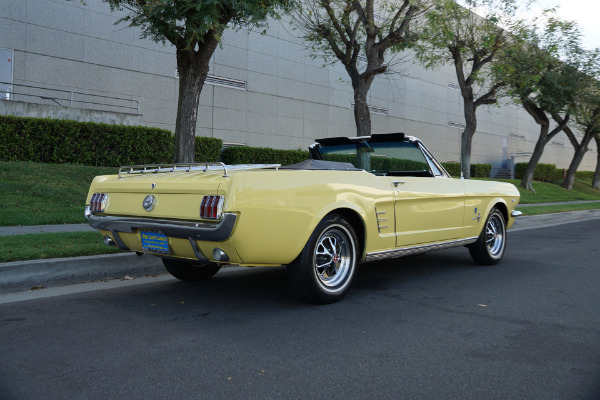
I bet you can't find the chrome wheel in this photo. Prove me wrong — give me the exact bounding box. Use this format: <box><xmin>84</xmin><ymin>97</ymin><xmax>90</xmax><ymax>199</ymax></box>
<box><xmin>314</xmin><ymin>226</ymin><xmax>354</xmax><ymax>292</ymax></box>
<box><xmin>485</xmin><ymin>213</ymin><xmax>505</xmax><ymax>258</ymax></box>
<box><xmin>288</xmin><ymin>215</ymin><xmax>359</xmax><ymax>304</ymax></box>
<box><xmin>469</xmin><ymin>208</ymin><xmax>506</xmax><ymax>265</ymax></box>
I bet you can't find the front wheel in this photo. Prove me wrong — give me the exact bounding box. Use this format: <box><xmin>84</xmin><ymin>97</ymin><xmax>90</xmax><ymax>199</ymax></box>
<box><xmin>287</xmin><ymin>215</ymin><xmax>359</xmax><ymax>304</ymax></box>
<box><xmin>162</xmin><ymin>258</ymin><xmax>221</xmax><ymax>281</ymax></box>
<box><xmin>468</xmin><ymin>208</ymin><xmax>506</xmax><ymax>265</ymax></box>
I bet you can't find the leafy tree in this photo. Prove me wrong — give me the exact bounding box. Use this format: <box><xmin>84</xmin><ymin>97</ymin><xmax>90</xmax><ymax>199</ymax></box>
<box><xmin>558</xmin><ymin>49</ymin><xmax>600</xmax><ymax>190</ymax></box>
<box><xmin>103</xmin><ymin>0</ymin><xmax>293</xmax><ymax>163</ymax></box>
<box><xmin>495</xmin><ymin>13</ymin><xmax>583</xmax><ymax>191</ymax></box>
<box><xmin>415</xmin><ymin>0</ymin><xmax>526</xmax><ymax>178</ymax></box>
<box><xmin>294</xmin><ymin>0</ymin><xmax>422</xmax><ymax>139</ymax></box>
<box><xmin>593</xmin><ymin>134</ymin><xmax>600</xmax><ymax>190</ymax></box>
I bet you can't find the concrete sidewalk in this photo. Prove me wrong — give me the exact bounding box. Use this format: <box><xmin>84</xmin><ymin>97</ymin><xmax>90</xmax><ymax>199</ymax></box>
<box><xmin>1</xmin><ymin>208</ymin><xmax>600</xmax><ymax>294</ymax></box>
<box><xmin>0</xmin><ymin>223</ymin><xmax>94</xmax><ymax>236</ymax></box>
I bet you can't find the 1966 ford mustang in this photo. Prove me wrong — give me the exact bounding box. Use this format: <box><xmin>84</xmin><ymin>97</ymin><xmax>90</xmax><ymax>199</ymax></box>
<box><xmin>85</xmin><ymin>133</ymin><xmax>521</xmax><ymax>303</ymax></box>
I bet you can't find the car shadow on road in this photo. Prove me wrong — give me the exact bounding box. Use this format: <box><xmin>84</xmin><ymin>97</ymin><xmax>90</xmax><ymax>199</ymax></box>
<box><xmin>74</xmin><ymin>246</ymin><xmax>483</xmax><ymax>315</ymax></box>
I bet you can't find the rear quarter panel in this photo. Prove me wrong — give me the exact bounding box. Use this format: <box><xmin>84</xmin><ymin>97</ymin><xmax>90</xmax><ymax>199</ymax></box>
<box><xmin>229</xmin><ymin>170</ymin><xmax>396</xmax><ymax>265</ymax></box>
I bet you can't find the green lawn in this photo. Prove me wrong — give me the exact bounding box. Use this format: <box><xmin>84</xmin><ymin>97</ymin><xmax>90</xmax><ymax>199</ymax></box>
<box><xmin>0</xmin><ymin>231</ymin><xmax>122</xmax><ymax>263</ymax></box>
<box><xmin>491</xmin><ymin>178</ymin><xmax>600</xmax><ymax>204</ymax></box>
<box><xmin>0</xmin><ymin>161</ymin><xmax>117</xmax><ymax>226</ymax></box>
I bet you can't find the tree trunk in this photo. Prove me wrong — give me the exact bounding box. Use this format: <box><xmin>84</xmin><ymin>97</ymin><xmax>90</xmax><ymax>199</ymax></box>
<box><xmin>460</xmin><ymin>98</ymin><xmax>477</xmax><ymax>179</ymax></box>
<box><xmin>174</xmin><ymin>41</ymin><xmax>217</xmax><ymax>163</ymax></box>
<box><xmin>561</xmin><ymin>132</ymin><xmax>593</xmax><ymax>190</ymax></box>
<box><xmin>593</xmin><ymin>136</ymin><xmax>600</xmax><ymax>190</ymax></box>
<box><xmin>349</xmin><ymin>69</ymin><xmax>374</xmax><ymax>138</ymax></box>
<box><xmin>353</xmin><ymin>84</ymin><xmax>371</xmax><ymax>137</ymax></box>
<box><xmin>520</xmin><ymin>128</ymin><xmax>549</xmax><ymax>192</ymax></box>
<box><xmin>519</xmin><ymin>103</ymin><xmax>568</xmax><ymax>191</ymax></box>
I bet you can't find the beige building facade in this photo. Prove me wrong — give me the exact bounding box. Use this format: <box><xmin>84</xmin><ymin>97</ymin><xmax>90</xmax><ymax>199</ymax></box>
<box><xmin>0</xmin><ymin>0</ymin><xmax>596</xmax><ymax>173</ymax></box>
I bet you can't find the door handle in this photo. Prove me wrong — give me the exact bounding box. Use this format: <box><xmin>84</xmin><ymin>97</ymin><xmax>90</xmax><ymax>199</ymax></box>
<box><xmin>393</xmin><ymin>181</ymin><xmax>407</xmax><ymax>187</ymax></box>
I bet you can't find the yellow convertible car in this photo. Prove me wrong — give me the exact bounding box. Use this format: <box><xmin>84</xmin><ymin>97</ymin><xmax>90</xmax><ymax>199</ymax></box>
<box><xmin>85</xmin><ymin>133</ymin><xmax>521</xmax><ymax>303</ymax></box>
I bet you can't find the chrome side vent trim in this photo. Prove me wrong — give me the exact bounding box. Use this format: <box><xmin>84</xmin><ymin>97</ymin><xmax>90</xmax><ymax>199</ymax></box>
<box><xmin>375</xmin><ymin>208</ymin><xmax>388</xmax><ymax>233</ymax></box>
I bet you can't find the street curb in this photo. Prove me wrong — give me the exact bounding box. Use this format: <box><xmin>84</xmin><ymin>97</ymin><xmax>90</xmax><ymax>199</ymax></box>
<box><xmin>0</xmin><ymin>253</ymin><xmax>164</xmax><ymax>293</ymax></box>
<box><xmin>511</xmin><ymin>208</ymin><xmax>600</xmax><ymax>232</ymax></box>
<box><xmin>2</xmin><ymin>209</ymin><xmax>600</xmax><ymax>293</ymax></box>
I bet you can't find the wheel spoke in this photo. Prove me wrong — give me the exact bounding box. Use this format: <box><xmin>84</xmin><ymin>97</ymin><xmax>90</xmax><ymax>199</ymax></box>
<box><xmin>312</xmin><ymin>226</ymin><xmax>355</xmax><ymax>290</ymax></box>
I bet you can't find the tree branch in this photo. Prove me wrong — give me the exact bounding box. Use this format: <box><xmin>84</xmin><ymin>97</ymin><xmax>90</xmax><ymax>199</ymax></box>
<box><xmin>551</xmin><ymin>112</ymin><xmax>577</xmax><ymax>147</ymax></box>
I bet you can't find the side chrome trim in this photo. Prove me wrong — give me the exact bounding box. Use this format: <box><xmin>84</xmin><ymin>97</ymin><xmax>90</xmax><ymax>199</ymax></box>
<box><xmin>365</xmin><ymin>237</ymin><xmax>478</xmax><ymax>263</ymax></box>
<box><xmin>511</xmin><ymin>210</ymin><xmax>523</xmax><ymax>218</ymax></box>
<box><xmin>85</xmin><ymin>207</ymin><xmax>237</xmax><ymax>242</ymax></box>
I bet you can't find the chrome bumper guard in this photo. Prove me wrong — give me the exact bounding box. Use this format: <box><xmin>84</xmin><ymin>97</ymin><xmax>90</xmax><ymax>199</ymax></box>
<box><xmin>511</xmin><ymin>210</ymin><xmax>523</xmax><ymax>218</ymax></box>
<box><xmin>85</xmin><ymin>207</ymin><xmax>237</xmax><ymax>242</ymax></box>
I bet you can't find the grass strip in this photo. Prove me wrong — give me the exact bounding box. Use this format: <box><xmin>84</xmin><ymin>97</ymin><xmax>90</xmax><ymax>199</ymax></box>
<box><xmin>0</xmin><ymin>161</ymin><xmax>117</xmax><ymax>226</ymax></box>
<box><xmin>516</xmin><ymin>202</ymin><xmax>600</xmax><ymax>216</ymax></box>
<box><xmin>490</xmin><ymin>178</ymin><xmax>600</xmax><ymax>204</ymax></box>
<box><xmin>0</xmin><ymin>231</ymin><xmax>123</xmax><ymax>263</ymax></box>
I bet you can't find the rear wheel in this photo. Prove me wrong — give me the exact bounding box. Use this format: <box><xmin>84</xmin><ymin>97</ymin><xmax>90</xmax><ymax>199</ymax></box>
<box><xmin>468</xmin><ymin>208</ymin><xmax>506</xmax><ymax>265</ymax></box>
<box><xmin>162</xmin><ymin>259</ymin><xmax>221</xmax><ymax>281</ymax></box>
<box><xmin>288</xmin><ymin>214</ymin><xmax>359</xmax><ymax>304</ymax></box>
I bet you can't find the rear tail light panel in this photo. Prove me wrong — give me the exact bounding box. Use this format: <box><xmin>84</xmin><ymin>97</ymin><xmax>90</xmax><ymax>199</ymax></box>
<box><xmin>89</xmin><ymin>193</ymin><xmax>108</xmax><ymax>212</ymax></box>
<box><xmin>200</xmin><ymin>195</ymin><xmax>224</xmax><ymax>219</ymax></box>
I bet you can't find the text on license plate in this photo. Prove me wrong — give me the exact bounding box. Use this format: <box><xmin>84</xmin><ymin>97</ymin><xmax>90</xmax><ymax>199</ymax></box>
<box><xmin>140</xmin><ymin>231</ymin><xmax>170</xmax><ymax>255</ymax></box>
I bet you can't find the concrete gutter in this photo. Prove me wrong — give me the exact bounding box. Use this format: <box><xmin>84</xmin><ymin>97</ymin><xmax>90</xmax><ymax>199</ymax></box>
<box><xmin>1</xmin><ymin>209</ymin><xmax>600</xmax><ymax>293</ymax></box>
<box><xmin>511</xmin><ymin>208</ymin><xmax>600</xmax><ymax>232</ymax></box>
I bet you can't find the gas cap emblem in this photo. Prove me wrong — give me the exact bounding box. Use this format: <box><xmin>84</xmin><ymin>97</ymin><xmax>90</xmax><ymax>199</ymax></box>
<box><xmin>143</xmin><ymin>195</ymin><xmax>155</xmax><ymax>211</ymax></box>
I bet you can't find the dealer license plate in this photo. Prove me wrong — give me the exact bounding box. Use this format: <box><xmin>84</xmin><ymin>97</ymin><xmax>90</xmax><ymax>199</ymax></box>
<box><xmin>140</xmin><ymin>230</ymin><xmax>170</xmax><ymax>255</ymax></box>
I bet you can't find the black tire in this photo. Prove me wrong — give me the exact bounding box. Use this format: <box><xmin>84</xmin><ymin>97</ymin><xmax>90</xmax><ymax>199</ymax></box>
<box><xmin>468</xmin><ymin>208</ymin><xmax>506</xmax><ymax>265</ymax></box>
<box><xmin>287</xmin><ymin>214</ymin><xmax>359</xmax><ymax>304</ymax></box>
<box><xmin>162</xmin><ymin>258</ymin><xmax>221</xmax><ymax>281</ymax></box>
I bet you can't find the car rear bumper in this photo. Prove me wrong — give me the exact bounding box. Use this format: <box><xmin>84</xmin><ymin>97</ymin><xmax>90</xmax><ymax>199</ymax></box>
<box><xmin>85</xmin><ymin>206</ymin><xmax>237</xmax><ymax>242</ymax></box>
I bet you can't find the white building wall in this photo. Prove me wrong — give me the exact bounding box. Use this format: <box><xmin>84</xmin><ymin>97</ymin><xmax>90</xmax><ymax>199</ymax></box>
<box><xmin>0</xmin><ymin>0</ymin><xmax>596</xmax><ymax>171</ymax></box>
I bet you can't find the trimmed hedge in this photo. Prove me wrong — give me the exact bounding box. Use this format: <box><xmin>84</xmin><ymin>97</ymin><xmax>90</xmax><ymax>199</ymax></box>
<box><xmin>195</xmin><ymin>136</ymin><xmax>223</xmax><ymax>163</ymax></box>
<box><xmin>222</xmin><ymin>146</ymin><xmax>309</xmax><ymax>165</ymax></box>
<box><xmin>471</xmin><ymin>163</ymin><xmax>492</xmax><ymax>178</ymax></box>
<box><xmin>515</xmin><ymin>162</ymin><xmax>562</xmax><ymax>183</ymax></box>
<box><xmin>575</xmin><ymin>170</ymin><xmax>595</xmax><ymax>179</ymax></box>
<box><xmin>441</xmin><ymin>162</ymin><xmax>461</xmax><ymax>177</ymax></box>
<box><xmin>322</xmin><ymin>153</ymin><xmax>430</xmax><ymax>171</ymax></box>
<box><xmin>440</xmin><ymin>162</ymin><xmax>492</xmax><ymax>178</ymax></box>
<box><xmin>0</xmin><ymin>115</ymin><xmax>222</xmax><ymax>167</ymax></box>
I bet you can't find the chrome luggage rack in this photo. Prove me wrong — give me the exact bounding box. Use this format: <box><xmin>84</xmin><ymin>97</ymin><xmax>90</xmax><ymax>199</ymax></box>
<box><xmin>118</xmin><ymin>163</ymin><xmax>280</xmax><ymax>179</ymax></box>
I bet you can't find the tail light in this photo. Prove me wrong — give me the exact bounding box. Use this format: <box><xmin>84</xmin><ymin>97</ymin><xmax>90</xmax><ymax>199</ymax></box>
<box><xmin>200</xmin><ymin>195</ymin><xmax>224</xmax><ymax>219</ymax></box>
<box><xmin>90</xmin><ymin>193</ymin><xmax>108</xmax><ymax>212</ymax></box>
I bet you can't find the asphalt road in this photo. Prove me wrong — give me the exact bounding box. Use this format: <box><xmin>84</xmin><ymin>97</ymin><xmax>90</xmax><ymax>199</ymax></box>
<box><xmin>1</xmin><ymin>220</ymin><xmax>599</xmax><ymax>400</ymax></box>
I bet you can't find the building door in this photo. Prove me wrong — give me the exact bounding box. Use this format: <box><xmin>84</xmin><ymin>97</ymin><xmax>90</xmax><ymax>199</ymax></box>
<box><xmin>0</xmin><ymin>48</ymin><xmax>14</xmax><ymax>100</ymax></box>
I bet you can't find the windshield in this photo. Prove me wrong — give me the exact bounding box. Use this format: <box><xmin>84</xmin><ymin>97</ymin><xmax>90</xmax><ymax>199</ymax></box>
<box><xmin>316</xmin><ymin>140</ymin><xmax>431</xmax><ymax>175</ymax></box>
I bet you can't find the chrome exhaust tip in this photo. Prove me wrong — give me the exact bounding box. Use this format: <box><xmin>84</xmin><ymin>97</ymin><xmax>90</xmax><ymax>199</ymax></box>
<box><xmin>212</xmin><ymin>248</ymin><xmax>229</xmax><ymax>262</ymax></box>
<box><xmin>104</xmin><ymin>235</ymin><xmax>116</xmax><ymax>247</ymax></box>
